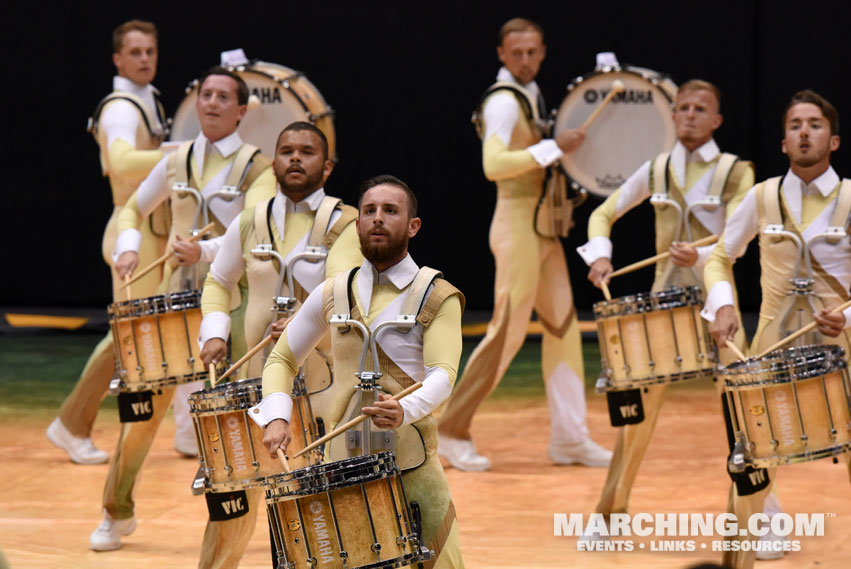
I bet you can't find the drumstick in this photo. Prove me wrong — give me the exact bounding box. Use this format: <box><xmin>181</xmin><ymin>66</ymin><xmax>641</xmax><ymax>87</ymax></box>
<box><xmin>216</xmin><ymin>335</ymin><xmax>276</xmax><ymax>385</ymax></box>
<box><xmin>580</xmin><ymin>80</ymin><xmax>625</xmax><ymax>131</ymax></box>
<box><xmin>276</xmin><ymin>448</ymin><xmax>291</xmax><ymax>473</ymax></box>
<box><xmin>600</xmin><ymin>281</ymin><xmax>612</xmax><ymax>301</ymax></box>
<box><xmin>124</xmin><ymin>274</ymin><xmax>132</xmax><ymax>302</ymax></box>
<box><xmin>756</xmin><ymin>297</ymin><xmax>851</xmax><ymax>359</ymax></box>
<box><xmin>609</xmin><ymin>235</ymin><xmax>719</xmax><ymax>279</ymax></box>
<box><xmin>725</xmin><ymin>339</ymin><xmax>748</xmax><ymax>362</ymax></box>
<box><xmin>292</xmin><ymin>382</ymin><xmax>424</xmax><ymax>459</ymax></box>
<box><xmin>208</xmin><ymin>363</ymin><xmax>217</xmax><ymax>386</ymax></box>
<box><xmin>119</xmin><ymin>222</ymin><xmax>216</xmax><ymax>289</ymax></box>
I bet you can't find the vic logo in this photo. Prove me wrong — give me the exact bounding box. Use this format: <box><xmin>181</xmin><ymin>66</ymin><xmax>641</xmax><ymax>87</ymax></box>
<box><xmin>748</xmin><ymin>470</ymin><xmax>766</xmax><ymax>486</ymax></box>
<box><xmin>619</xmin><ymin>404</ymin><xmax>639</xmax><ymax>418</ymax></box>
<box><xmin>221</xmin><ymin>497</ymin><xmax>245</xmax><ymax>515</ymax></box>
<box><xmin>131</xmin><ymin>401</ymin><xmax>152</xmax><ymax>415</ymax></box>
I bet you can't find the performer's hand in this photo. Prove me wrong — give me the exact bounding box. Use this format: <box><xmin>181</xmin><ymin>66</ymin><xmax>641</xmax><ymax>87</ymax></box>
<box><xmin>115</xmin><ymin>251</ymin><xmax>139</xmax><ymax>278</ymax></box>
<box><xmin>814</xmin><ymin>308</ymin><xmax>846</xmax><ymax>338</ymax></box>
<box><xmin>711</xmin><ymin>305</ymin><xmax>739</xmax><ymax>346</ymax></box>
<box><xmin>669</xmin><ymin>242</ymin><xmax>698</xmax><ymax>267</ymax></box>
<box><xmin>201</xmin><ymin>338</ymin><xmax>228</xmax><ymax>366</ymax></box>
<box><xmin>588</xmin><ymin>258</ymin><xmax>613</xmax><ymax>288</ymax></box>
<box><xmin>269</xmin><ymin>315</ymin><xmax>294</xmax><ymax>340</ymax></box>
<box><xmin>556</xmin><ymin>128</ymin><xmax>586</xmax><ymax>154</ymax></box>
<box><xmin>362</xmin><ymin>392</ymin><xmax>404</xmax><ymax>429</ymax></box>
<box><xmin>173</xmin><ymin>235</ymin><xmax>202</xmax><ymax>267</ymax></box>
<box><xmin>263</xmin><ymin>418</ymin><xmax>292</xmax><ymax>457</ymax></box>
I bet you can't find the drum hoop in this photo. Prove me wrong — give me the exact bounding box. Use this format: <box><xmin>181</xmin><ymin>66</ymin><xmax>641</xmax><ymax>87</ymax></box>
<box><xmin>749</xmin><ymin>442</ymin><xmax>851</xmax><ymax>469</ymax></box>
<box><xmin>603</xmin><ymin>367</ymin><xmax>715</xmax><ymax>391</ymax></box>
<box><xmin>109</xmin><ymin>290</ymin><xmax>201</xmax><ymax>319</ymax></box>
<box><xmin>721</xmin><ymin>344</ymin><xmax>848</xmax><ymax>387</ymax></box>
<box><xmin>593</xmin><ymin>286</ymin><xmax>704</xmax><ymax>317</ymax></box>
<box><xmin>112</xmin><ymin>370</ymin><xmax>210</xmax><ymax>393</ymax></box>
<box><xmin>189</xmin><ymin>382</ymin><xmax>264</xmax><ymax>414</ymax></box>
<box><xmin>265</xmin><ymin>451</ymin><xmax>399</xmax><ymax>498</ymax></box>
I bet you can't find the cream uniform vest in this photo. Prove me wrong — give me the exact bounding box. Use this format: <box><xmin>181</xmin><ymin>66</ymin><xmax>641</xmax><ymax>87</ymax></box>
<box><xmin>238</xmin><ymin>196</ymin><xmax>357</xmax><ymax>378</ymax></box>
<box><xmin>753</xmin><ymin>177</ymin><xmax>851</xmax><ymax>353</ymax></box>
<box><xmin>649</xmin><ymin>152</ymin><xmax>751</xmax><ymax>291</ymax></box>
<box><xmin>312</xmin><ymin>268</ymin><xmax>464</xmax><ymax>472</ymax></box>
<box><xmin>162</xmin><ymin>141</ymin><xmax>271</xmax><ymax>293</ymax></box>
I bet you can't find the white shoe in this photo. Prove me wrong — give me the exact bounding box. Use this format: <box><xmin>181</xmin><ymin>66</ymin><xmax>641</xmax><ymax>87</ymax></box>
<box><xmin>46</xmin><ymin>418</ymin><xmax>108</xmax><ymax>464</ymax></box>
<box><xmin>550</xmin><ymin>439</ymin><xmax>613</xmax><ymax>467</ymax></box>
<box><xmin>755</xmin><ymin>526</ymin><xmax>787</xmax><ymax>560</ymax></box>
<box><xmin>174</xmin><ymin>430</ymin><xmax>199</xmax><ymax>457</ymax></box>
<box><xmin>89</xmin><ymin>511</ymin><xmax>137</xmax><ymax>551</ymax></box>
<box><xmin>438</xmin><ymin>435</ymin><xmax>491</xmax><ymax>471</ymax></box>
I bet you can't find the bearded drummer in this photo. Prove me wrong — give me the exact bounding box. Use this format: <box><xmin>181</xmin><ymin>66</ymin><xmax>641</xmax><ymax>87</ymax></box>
<box><xmin>90</xmin><ymin>67</ymin><xmax>276</xmax><ymax>552</ymax></box>
<box><xmin>255</xmin><ymin>175</ymin><xmax>465</xmax><ymax>567</ymax></box>
<box><xmin>705</xmin><ymin>90</ymin><xmax>851</xmax><ymax>569</ymax></box>
<box><xmin>194</xmin><ymin>121</ymin><xmax>363</xmax><ymax>569</ymax></box>
<box><xmin>46</xmin><ymin>20</ymin><xmax>170</xmax><ymax>466</ymax></box>
<box><xmin>437</xmin><ymin>16</ymin><xmax>611</xmax><ymax>472</ymax></box>
<box><xmin>577</xmin><ymin>80</ymin><xmax>755</xmax><ymax>525</ymax></box>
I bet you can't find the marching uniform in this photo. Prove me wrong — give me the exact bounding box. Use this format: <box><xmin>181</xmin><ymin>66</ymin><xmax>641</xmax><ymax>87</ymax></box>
<box><xmin>95</xmin><ymin>132</ymin><xmax>275</xmax><ymax>540</ymax></box>
<box><xmin>50</xmin><ymin>76</ymin><xmax>168</xmax><ymax>457</ymax></box>
<box><xmin>195</xmin><ymin>187</ymin><xmax>362</xmax><ymax>569</ymax></box>
<box><xmin>702</xmin><ymin>167</ymin><xmax>851</xmax><ymax>569</ymax></box>
<box><xmin>577</xmin><ymin>139</ymin><xmax>754</xmax><ymax>517</ymax></box>
<box><xmin>438</xmin><ymin>67</ymin><xmax>592</xmax><ymax>464</ymax></box>
<box><xmin>254</xmin><ymin>255</ymin><xmax>466</xmax><ymax>568</ymax></box>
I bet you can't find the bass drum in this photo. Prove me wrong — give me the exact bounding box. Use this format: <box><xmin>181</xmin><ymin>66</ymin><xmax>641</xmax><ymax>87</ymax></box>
<box><xmin>554</xmin><ymin>66</ymin><xmax>677</xmax><ymax>199</ymax></box>
<box><xmin>171</xmin><ymin>61</ymin><xmax>336</xmax><ymax>160</ymax></box>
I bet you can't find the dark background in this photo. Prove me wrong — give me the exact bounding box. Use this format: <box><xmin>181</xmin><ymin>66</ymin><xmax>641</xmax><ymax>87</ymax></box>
<box><xmin>4</xmin><ymin>0</ymin><xmax>850</xmax><ymax>313</ymax></box>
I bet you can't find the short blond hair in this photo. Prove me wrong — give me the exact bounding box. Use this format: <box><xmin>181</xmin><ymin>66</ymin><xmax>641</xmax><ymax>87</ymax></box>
<box><xmin>497</xmin><ymin>18</ymin><xmax>544</xmax><ymax>46</ymax></box>
<box><xmin>677</xmin><ymin>79</ymin><xmax>721</xmax><ymax>111</ymax></box>
<box><xmin>113</xmin><ymin>20</ymin><xmax>157</xmax><ymax>53</ymax></box>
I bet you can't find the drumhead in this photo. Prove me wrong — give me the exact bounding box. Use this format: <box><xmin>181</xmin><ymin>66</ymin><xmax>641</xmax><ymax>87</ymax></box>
<box><xmin>108</xmin><ymin>290</ymin><xmax>201</xmax><ymax>319</ymax></box>
<box><xmin>723</xmin><ymin>344</ymin><xmax>848</xmax><ymax>388</ymax></box>
<box><xmin>265</xmin><ymin>451</ymin><xmax>398</xmax><ymax>500</ymax></box>
<box><xmin>593</xmin><ymin>286</ymin><xmax>703</xmax><ymax>318</ymax></box>
<box><xmin>188</xmin><ymin>377</ymin><xmax>262</xmax><ymax>413</ymax></box>
<box><xmin>171</xmin><ymin>61</ymin><xmax>336</xmax><ymax>159</ymax></box>
<box><xmin>554</xmin><ymin>67</ymin><xmax>677</xmax><ymax>199</ymax></box>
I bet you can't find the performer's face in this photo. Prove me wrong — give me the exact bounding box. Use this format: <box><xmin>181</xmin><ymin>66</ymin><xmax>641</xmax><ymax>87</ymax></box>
<box><xmin>357</xmin><ymin>185</ymin><xmax>421</xmax><ymax>266</ymax></box>
<box><xmin>196</xmin><ymin>75</ymin><xmax>247</xmax><ymax>142</ymax></box>
<box><xmin>497</xmin><ymin>30</ymin><xmax>546</xmax><ymax>85</ymax></box>
<box><xmin>113</xmin><ymin>31</ymin><xmax>157</xmax><ymax>86</ymax></box>
<box><xmin>673</xmin><ymin>89</ymin><xmax>722</xmax><ymax>150</ymax></box>
<box><xmin>273</xmin><ymin>129</ymin><xmax>332</xmax><ymax>199</ymax></box>
<box><xmin>782</xmin><ymin>103</ymin><xmax>840</xmax><ymax>168</ymax></box>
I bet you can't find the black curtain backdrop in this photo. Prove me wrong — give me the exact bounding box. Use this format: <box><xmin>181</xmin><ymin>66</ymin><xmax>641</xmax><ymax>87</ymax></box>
<box><xmin>4</xmin><ymin>0</ymin><xmax>850</xmax><ymax>313</ymax></box>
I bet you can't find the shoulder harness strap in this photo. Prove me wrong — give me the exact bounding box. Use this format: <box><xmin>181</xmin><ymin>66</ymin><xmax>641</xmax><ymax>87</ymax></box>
<box><xmin>705</xmin><ymin>153</ymin><xmax>739</xmax><ymax>210</ymax></box>
<box><xmin>224</xmin><ymin>144</ymin><xmax>262</xmax><ymax>192</ymax></box>
<box><xmin>649</xmin><ymin>152</ymin><xmax>671</xmax><ymax>196</ymax></box>
<box><xmin>400</xmin><ymin>268</ymin><xmax>443</xmax><ymax>324</ymax></box>
<box><xmin>472</xmin><ymin>81</ymin><xmax>539</xmax><ymax>138</ymax></box>
<box><xmin>331</xmin><ymin>267</ymin><xmax>358</xmax><ymax>326</ymax></box>
<box><xmin>323</xmin><ymin>205</ymin><xmax>358</xmax><ymax>249</ymax></box>
<box><xmin>308</xmin><ymin>196</ymin><xmax>343</xmax><ymax>249</ymax></box>
<box><xmin>418</xmin><ymin>279</ymin><xmax>465</xmax><ymax>328</ymax></box>
<box><xmin>826</xmin><ymin>179</ymin><xmax>851</xmax><ymax>242</ymax></box>
<box><xmin>762</xmin><ymin>176</ymin><xmax>784</xmax><ymax>227</ymax></box>
<box><xmin>88</xmin><ymin>92</ymin><xmax>162</xmax><ymax>139</ymax></box>
<box><xmin>253</xmin><ymin>197</ymin><xmax>274</xmax><ymax>245</ymax></box>
<box><xmin>168</xmin><ymin>141</ymin><xmax>195</xmax><ymax>188</ymax></box>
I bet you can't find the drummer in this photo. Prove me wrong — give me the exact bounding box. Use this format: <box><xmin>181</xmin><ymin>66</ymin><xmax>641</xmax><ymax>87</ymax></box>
<box><xmin>255</xmin><ymin>175</ymin><xmax>465</xmax><ymax>567</ymax></box>
<box><xmin>577</xmin><ymin>79</ymin><xmax>755</xmax><ymax>523</ymax></box>
<box><xmin>705</xmin><ymin>89</ymin><xmax>851</xmax><ymax>569</ymax></box>
<box><xmin>438</xmin><ymin>16</ymin><xmax>611</xmax><ymax>472</ymax></box>
<box><xmin>195</xmin><ymin>121</ymin><xmax>363</xmax><ymax>569</ymax></box>
<box><xmin>46</xmin><ymin>19</ymin><xmax>169</xmax><ymax>465</ymax></box>
<box><xmin>90</xmin><ymin>67</ymin><xmax>276</xmax><ymax>552</ymax></box>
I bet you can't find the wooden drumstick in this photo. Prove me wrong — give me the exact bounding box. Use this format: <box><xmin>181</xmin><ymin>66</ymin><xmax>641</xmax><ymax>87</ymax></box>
<box><xmin>580</xmin><ymin>79</ymin><xmax>626</xmax><ymax>131</ymax></box>
<box><xmin>725</xmin><ymin>339</ymin><xmax>748</xmax><ymax>362</ymax></box>
<box><xmin>756</xmin><ymin>297</ymin><xmax>851</xmax><ymax>359</ymax></box>
<box><xmin>600</xmin><ymin>281</ymin><xmax>612</xmax><ymax>301</ymax></box>
<box><xmin>208</xmin><ymin>362</ymin><xmax>217</xmax><ymax>386</ymax></box>
<box><xmin>216</xmin><ymin>335</ymin><xmax>276</xmax><ymax>385</ymax></box>
<box><xmin>276</xmin><ymin>448</ymin><xmax>291</xmax><ymax>473</ymax></box>
<box><xmin>124</xmin><ymin>274</ymin><xmax>132</xmax><ymax>302</ymax></box>
<box><xmin>119</xmin><ymin>222</ymin><xmax>216</xmax><ymax>289</ymax></box>
<box><xmin>609</xmin><ymin>234</ymin><xmax>719</xmax><ymax>279</ymax></box>
<box><xmin>292</xmin><ymin>382</ymin><xmax>424</xmax><ymax>459</ymax></box>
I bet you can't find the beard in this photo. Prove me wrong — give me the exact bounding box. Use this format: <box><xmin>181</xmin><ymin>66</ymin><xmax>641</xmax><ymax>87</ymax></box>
<box><xmin>276</xmin><ymin>167</ymin><xmax>324</xmax><ymax>198</ymax></box>
<box><xmin>359</xmin><ymin>230</ymin><xmax>408</xmax><ymax>266</ymax></box>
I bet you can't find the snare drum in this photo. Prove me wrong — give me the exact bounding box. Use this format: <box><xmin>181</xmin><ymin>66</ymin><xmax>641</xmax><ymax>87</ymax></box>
<box><xmin>109</xmin><ymin>290</ymin><xmax>208</xmax><ymax>392</ymax></box>
<box><xmin>594</xmin><ymin>286</ymin><xmax>715</xmax><ymax>391</ymax></box>
<box><xmin>722</xmin><ymin>344</ymin><xmax>851</xmax><ymax>468</ymax></box>
<box><xmin>554</xmin><ymin>66</ymin><xmax>677</xmax><ymax>199</ymax></box>
<box><xmin>189</xmin><ymin>377</ymin><xmax>321</xmax><ymax>492</ymax></box>
<box><xmin>265</xmin><ymin>452</ymin><xmax>430</xmax><ymax>569</ymax></box>
<box><xmin>172</xmin><ymin>61</ymin><xmax>335</xmax><ymax>159</ymax></box>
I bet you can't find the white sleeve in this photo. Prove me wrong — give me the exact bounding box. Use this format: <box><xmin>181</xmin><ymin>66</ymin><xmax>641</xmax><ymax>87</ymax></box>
<box><xmin>701</xmin><ymin>282</ymin><xmax>735</xmax><ymax>322</ymax></box>
<box><xmin>576</xmin><ymin>237</ymin><xmax>613</xmax><ymax>266</ymax></box>
<box><xmin>208</xmin><ymin>217</ymin><xmax>246</xmax><ymax>290</ymax></box>
<box><xmin>843</xmin><ymin>307</ymin><xmax>851</xmax><ymax>330</ymax></box>
<box><xmin>199</xmin><ymin>235</ymin><xmax>224</xmax><ymax>264</ymax></box>
<box><xmin>614</xmin><ymin>160</ymin><xmax>653</xmax><ymax>218</ymax></box>
<box><xmin>482</xmin><ymin>92</ymin><xmax>563</xmax><ymax>167</ymax></box>
<box><xmin>198</xmin><ymin>312</ymin><xmax>231</xmax><ymax>347</ymax></box>
<box><xmin>247</xmin><ymin>392</ymin><xmax>294</xmax><ymax>428</ymax></box>
<box><xmin>398</xmin><ymin>367</ymin><xmax>453</xmax><ymax>425</ymax></box>
<box><xmin>282</xmin><ymin>283</ymin><xmax>331</xmax><ymax>365</ymax></box>
<box><xmin>114</xmin><ymin>157</ymin><xmax>170</xmax><ymax>258</ymax></box>
<box><xmin>694</xmin><ymin>244</ymin><xmax>715</xmax><ymax>274</ymax></box>
<box><xmin>100</xmin><ymin>100</ymin><xmax>141</xmax><ymax>148</ymax></box>
<box><xmin>527</xmin><ymin>139</ymin><xmax>564</xmax><ymax>167</ymax></box>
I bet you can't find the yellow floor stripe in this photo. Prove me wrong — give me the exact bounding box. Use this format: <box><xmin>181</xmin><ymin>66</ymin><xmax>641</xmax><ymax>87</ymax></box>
<box><xmin>4</xmin><ymin>314</ymin><xmax>91</xmax><ymax>330</ymax></box>
<box><xmin>462</xmin><ymin>320</ymin><xmax>596</xmax><ymax>337</ymax></box>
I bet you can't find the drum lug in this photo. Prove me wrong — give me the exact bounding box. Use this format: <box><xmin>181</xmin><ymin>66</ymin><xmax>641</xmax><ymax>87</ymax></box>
<box><xmin>306</xmin><ymin>557</ymin><xmax>317</xmax><ymax>567</ymax></box>
<box><xmin>191</xmin><ymin>466</ymin><xmax>208</xmax><ymax>496</ymax></box>
<box><xmin>674</xmin><ymin>355</ymin><xmax>682</xmax><ymax>366</ymax></box>
<box><xmin>370</xmin><ymin>542</ymin><xmax>382</xmax><ymax>553</ymax></box>
<box><xmin>728</xmin><ymin>432</ymin><xmax>748</xmax><ymax>473</ymax></box>
<box><xmin>109</xmin><ymin>378</ymin><xmax>124</xmax><ymax>395</ymax></box>
<box><xmin>594</xmin><ymin>374</ymin><xmax>611</xmax><ymax>394</ymax></box>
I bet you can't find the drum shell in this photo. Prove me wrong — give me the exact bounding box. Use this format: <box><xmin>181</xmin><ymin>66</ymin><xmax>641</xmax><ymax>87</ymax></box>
<box><xmin>722</xmin><ymin>345</ymin><xmax>851</xmax><ymax>467</ymax></box>
<box><xmin>109</xmin><ymin>291</ymin><xmax>207</xmax><ymax>391</ymax></box>
<box><xmin>594</xmin><ymin>287</ymin><xmax>715</xmax><ymax>389</ymax></box>
<box><xmin>265</xmin><ymin>453</ymin><xmax>427</xmax><ymax>569</ymax></box>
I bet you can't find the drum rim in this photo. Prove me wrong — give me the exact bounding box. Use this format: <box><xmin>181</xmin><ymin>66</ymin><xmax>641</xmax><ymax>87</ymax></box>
<box><xmin>593</xmin><ymin>285</ymin><xmax>705</xmax><ymax>316</ymax></box>
<box><xmin>108</xmin><ymin>290</ymin><xmax>201</xmax><ymax>318</ymax></box>
<box><xmin>265</xmin><ymin>451</ymin><xmax>399</xmax><ymax>498</ymax></box>
<box><xmin>113</xmin><ymin>370</ymin><xmax>210</xmax><ymax>392</ymax></box>
<box><xmin>600</xmin><ymin>366</ymin><xmax>715</xmax><ymax>391</ymax></box>
<box><xmin>188</xmin><ymin>377</ymin><xmax>262</xmax><ymax>412</ymax></box>
<box><xmin>748</xmin><ymin>441</ymin><xmax>851</xmax><ymax>469</ymax></box>
<box><xmin>721</xmin><ymin>344</ymin><xmax>847</xmax><ymax>387</ymax></box>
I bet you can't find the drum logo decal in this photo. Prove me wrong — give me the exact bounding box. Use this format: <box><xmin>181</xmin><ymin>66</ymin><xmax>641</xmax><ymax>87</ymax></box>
<box><xmin>226</xmin><ymin>416</ymin><xmax>248</xmax><ymax>472</ymax></box>
<box><xmin>288</xmin><ymin>520</ymin><xmax>301</xmax><ymax>531</ymax></box>
<box><xmin>308</xmin><ymin>500</ymin><xmax>335</xmax><ymax>563</ymax></box>
<box><xmin>772</xmin><ymin>390</ymin><xmax>797</xmax><ymax>447</ymax></box>
<box><xmin>251</xmin><ymin>86</ymin><xmax>282</xmax><ymax>105</ymax></box>
<box><xmin>749</xmin><ymin>405</ymin><xmax>765</xmax><ymax>416</ymax></box>
<box><xmin>583</xmin><ymin>88</ymin><xmax>654</xmax><ymax>105</ymax></box>
<box><xmin>136</xmin><ymin>321</ymin><xmax>159</xmax><ymax>374</ymax></box>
